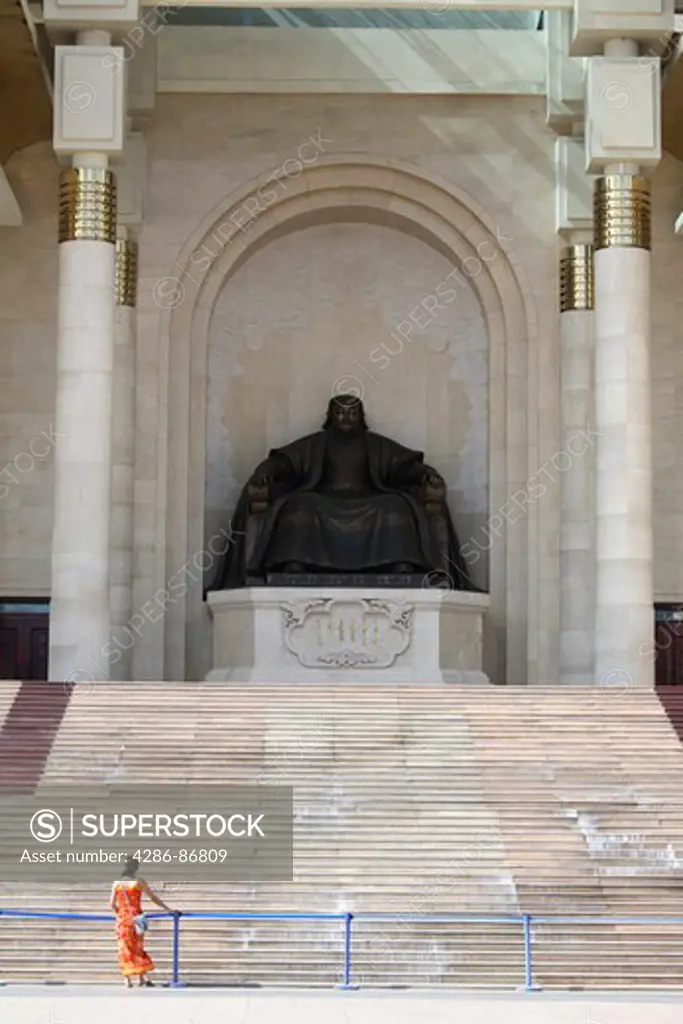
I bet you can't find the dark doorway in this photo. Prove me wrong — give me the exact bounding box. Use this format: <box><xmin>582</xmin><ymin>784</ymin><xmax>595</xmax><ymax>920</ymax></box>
<box><xmin>654</xmin><ymin>603</ymin><xmax>683</xmax><ymax>686</ymax></box>
<box><xmin>0</xmin><ymin>601</ymin><xmax>49</xmax><ymax>680</ymax></box>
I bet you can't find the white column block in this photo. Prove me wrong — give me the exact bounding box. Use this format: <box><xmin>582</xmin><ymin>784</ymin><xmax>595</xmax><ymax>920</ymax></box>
<box><xmin>585</xmin><ymin>56</ymin><xmax>661</xmax><ymax>171</ymax></box>
<box><xmin>43</xmin><ymin>0</ymin><xmax>140</xmax><ymax>31</ymax></box>
<box><xmin>49</xmin><ymin>240</ymin><xmax>116</xmax><ymax>682</ymax></box>
<box><xmin>546</xmin><ymin>11</ymin><xmax>586</xmax><ymax>130</ymax></box>
<box><xmin>556</xmin><ymin>136</ymin><xmax>595</xmax><ymax>235</ymax></box>
<box><xmin>127</xmin><ymin>31</ymin><xmax>157</xmax><ymax>114</ymax></box>
<box><xmin>594</xmin><ymin>247</ymin><xmax>654</xmax><ymax>688</ymax></box>
<box><xmin>109</xmin><ymin>303</ymin><xmax>136</xmax><ymax>681</ymax></box>
<box><xmin>560</xmin><ymin>309</ymin><xmax>595</xmax><ymax>684</ymax></box>
<box><xmin>571</xmin><ymin>0</ymin><xmax>675</xmax><ymax>56</ymax></box>
<box><xmin>114</xmin><ymin>132</ymin><xmax>146</xmax><ymax>225</ymax></box>
<box><xmin>53</xmin><ymin>46</ymin><xmax>126</xmax><ymax>156</ymax></box>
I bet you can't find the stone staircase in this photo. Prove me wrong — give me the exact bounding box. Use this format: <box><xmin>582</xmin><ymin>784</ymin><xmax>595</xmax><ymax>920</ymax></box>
<box><xmin>659</xmin><ymin>686</ymin><xmax>683</xmax><ymax>745</ymax></box>
<box><xmin>1</xmin><ymin>682</ymin><xmax>683</xmax><ymax>988</ymax></box>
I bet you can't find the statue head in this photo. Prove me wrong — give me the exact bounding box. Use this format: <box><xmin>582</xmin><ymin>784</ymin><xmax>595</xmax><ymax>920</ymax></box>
<box><xmin>323</xmin><ymin>394</ymin><xmax>368</xmax><ymax>433</ymax></box>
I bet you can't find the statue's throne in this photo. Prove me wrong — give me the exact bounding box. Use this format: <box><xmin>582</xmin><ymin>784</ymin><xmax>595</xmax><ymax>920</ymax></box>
<box><xmin>243</xmin><ymin>475</ymin><xmax>453</xmax><ymax>584</ymax></box>
<box><xmin>206</xmin><ymin>396</ymin><xmax>489</xmax><ymax>681</ymax></box>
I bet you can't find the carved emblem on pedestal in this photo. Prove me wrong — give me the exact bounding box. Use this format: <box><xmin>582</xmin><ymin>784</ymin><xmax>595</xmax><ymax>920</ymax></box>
<box><xmin>282</xmin><ymin>597</ymin><xmax>413</xmax><ymax>669</ymax></box>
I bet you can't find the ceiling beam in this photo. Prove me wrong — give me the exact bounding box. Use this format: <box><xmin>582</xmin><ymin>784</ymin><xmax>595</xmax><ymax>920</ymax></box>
<box><xmin>157</xmin><ymin>26</ymin><xmax>547</xmax><ymax>93</ymax></box>
<box><xmin>141</xmin><ymin>0</ymin><xmax>566</xmax><ymax>9</ymax></box>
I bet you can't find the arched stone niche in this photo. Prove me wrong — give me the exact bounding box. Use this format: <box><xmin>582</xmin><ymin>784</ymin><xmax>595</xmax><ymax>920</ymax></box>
<box><xmin>204</xmin><ymin>221</ymin><xmax>489</xmax><ymax>584</ymax></box>
<box><xmin>158</xmin><ymin>158</ymin><xmax>536</xmax><ymax>683</ymax></box>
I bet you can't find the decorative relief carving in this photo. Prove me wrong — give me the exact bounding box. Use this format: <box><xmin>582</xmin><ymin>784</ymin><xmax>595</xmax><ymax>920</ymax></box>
<box><xmin>282</xmin><ymin>597</ymin><xmax>413</xmax><ymax>669</ymax></box>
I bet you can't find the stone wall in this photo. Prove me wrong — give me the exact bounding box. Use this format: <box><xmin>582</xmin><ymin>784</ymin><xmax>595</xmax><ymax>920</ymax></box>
<box><xmin>0</xmin><ymin>141</ymin><xmax>58</xmax><ymax>598</ymax></box>
<box><xmin>651</xmin><ymin>153</ymin><xmax>683</xmax><ymax>604</ymax></box>
<box><xmin>1</xmin><ymin>95</ymin><xmax>681</xmax><ymax>680</ymax></box>
<box><xmin>143</xmin><ymin>94</ymin><xmax>544</xmax><ymax>683</ymax></box>
<box><xmin>204</xmin><ymin>221</ymin><xmax>489</xmax><ymax>588</ymax></box>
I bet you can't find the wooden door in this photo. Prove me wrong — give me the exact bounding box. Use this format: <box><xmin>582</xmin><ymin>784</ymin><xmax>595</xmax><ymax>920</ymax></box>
<box><xmin>654</xmin><ymin>604</ymin><xmax>683</xmax><ymax>686</ymax></box>
<box><xmin>0</xmin><ymin>605</ymin><xmax>49</xmax><ymax>680</ymax></box>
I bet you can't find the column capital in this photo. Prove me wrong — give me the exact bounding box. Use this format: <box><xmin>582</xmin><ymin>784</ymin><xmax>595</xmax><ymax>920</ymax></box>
<box><xmin>571</xmin><ymin>0</ymin><xmax>675</xmax><ymax>57</ymax></box>
<box><xmin>53</xmin><ymin>44</ymin><xmax>126</xmax><ymax>158</ymax></box>
<box><xmin>560</xmin><ymin>244</ymin><xmax>594</xmax><ymax>312</ymax></box>
<box><xmin>594</xmin><ymin>174</ymin><xmax>651</xmax><ymax>250</ymax></box>
<box><xmin>59</xmin><ymin>166</ymin><xmax>116</xmax><ymax>244</ymax></box>
<box><xmin>115</xmin><ymin>238</ymin><xmax>138</xmax><ymax>307</ymax></box>
<box><xmin>585</xmin><ymin>55</ymin><xmax>662</xmax><ymax>173</ymax></box>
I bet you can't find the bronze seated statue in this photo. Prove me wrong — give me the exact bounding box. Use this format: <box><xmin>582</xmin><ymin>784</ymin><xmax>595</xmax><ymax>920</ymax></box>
<box><xmin>212</xmin><ymin>394</ymin><xmax>474</xmax><ymax>590</ymax></box>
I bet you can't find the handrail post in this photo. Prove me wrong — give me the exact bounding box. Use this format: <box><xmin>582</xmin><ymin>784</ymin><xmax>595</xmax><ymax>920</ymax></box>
<box><xmin>169</xmin><ymin>912</ymin><xmax>185</xmax><ymax>988</ymax></box>
<box><xmin>521</xmin><ymin>913</ymin><xmax>541</xmax><ymax>993</ymax></box>
<box><xmin>523</xmin><ymin>913</ymin><xmax>533</xmax><ymax>990</ymax></box>
<box><xmin>336</xmin><ymin>912</ymin><xmax>359</xmax><ymax>990</ymax></box>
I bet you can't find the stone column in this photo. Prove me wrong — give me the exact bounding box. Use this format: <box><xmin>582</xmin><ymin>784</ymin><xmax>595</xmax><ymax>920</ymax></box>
<box><xmin>593</xmin><ymin>171</ymin><xmax>654</xmax><ymax>688</ymax></box>
<box><xmin>49</xmin><ymin>158</ymin><xmax>117</xmax><ymax>681</ymax></box>
<box><xmin>109</xmin><ymin>232</ymin><xmax>137</xmax><ymax>681</ymax></box>
<box><xmin>567</xmin><ymin>0</ymin><xmax>668</xmax><ymax>691</ymax></box>
<box><xmin>48</xmin><ymin>23</ymin><xmax>127</xmax><ymax>681</ymax></box>
<box><xmin>559</xmin><ymin>243</ymin><xmax>595</xmax><ymax>684</ymax></box>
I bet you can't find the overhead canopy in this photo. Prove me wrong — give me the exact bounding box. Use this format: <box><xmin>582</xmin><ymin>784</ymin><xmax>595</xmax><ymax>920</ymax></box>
<box><xmin>167</xmin><ymin>7</ymin><xmax>541</xmax><ymax>27</ymax></box>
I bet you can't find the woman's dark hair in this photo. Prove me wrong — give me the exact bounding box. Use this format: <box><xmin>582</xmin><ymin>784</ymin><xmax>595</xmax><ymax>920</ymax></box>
<box><xmin>121</xmin><ymin>856</ymin><xmax>140</xmax><ymax>879</ymax></box>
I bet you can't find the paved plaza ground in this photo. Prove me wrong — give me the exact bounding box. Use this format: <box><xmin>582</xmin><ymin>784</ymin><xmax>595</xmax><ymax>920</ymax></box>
<box><xmin>1</xmin><ymin>986</ymin><xmax>681</xmax><ymax>1024</ymax></box>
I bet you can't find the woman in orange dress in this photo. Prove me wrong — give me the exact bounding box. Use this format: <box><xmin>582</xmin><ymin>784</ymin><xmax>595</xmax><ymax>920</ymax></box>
<box><xmin>110</xmin><ymin>856</ymin><xmax>178</xmax><ymax>988</ymax></box>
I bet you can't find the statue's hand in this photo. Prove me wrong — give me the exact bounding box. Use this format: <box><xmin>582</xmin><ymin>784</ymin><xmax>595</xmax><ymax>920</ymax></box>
<box><xmin>422</xmin><ymin>471</ymin><xmax>446</xmax><ymax>502</ymax></box>
<box><xmin>247</xmin><ymin>474</ymin><xmax>270</xmax><ymax>508</ymax></box>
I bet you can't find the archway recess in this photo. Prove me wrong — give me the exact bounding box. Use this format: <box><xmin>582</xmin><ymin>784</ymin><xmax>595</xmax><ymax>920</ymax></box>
<box><xmin>158</xmin><ymin>157</ymin><xmax>536</xmax><ymax>684</ymax></box>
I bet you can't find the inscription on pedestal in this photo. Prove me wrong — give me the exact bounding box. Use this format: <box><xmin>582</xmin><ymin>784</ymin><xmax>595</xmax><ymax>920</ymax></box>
<box><xmin>263</xmin><ymin>572</ymin><xmax>435</xmax><ymax>588</ymax></box>
<box><xmin>282</xmin><ymin>597</ymin><xmax>413</xmax><ymax>669</ymax></box>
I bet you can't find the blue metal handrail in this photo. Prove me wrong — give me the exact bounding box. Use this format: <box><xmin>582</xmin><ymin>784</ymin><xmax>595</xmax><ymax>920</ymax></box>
<box><xmin>3</xmin><ymin>909</ymin><xmax>683</xmax><ymax>991</ymax></box>
<box><xmin>0</xmin><ymin>908</ymin><xmax>354</xmax><ymax>990</ymax></box>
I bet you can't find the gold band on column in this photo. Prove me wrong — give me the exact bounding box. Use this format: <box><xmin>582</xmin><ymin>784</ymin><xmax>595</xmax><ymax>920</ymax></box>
<box><xmin>559</xmin><ymin>244</ymin><xmax>594</xmax><ymax>313</ymax></box>
<box><xmin>594</xmin><ymin>175</ymin><xmax>650</xmax><ymax>251</ymax></box>
<box><xmin>59</xmin><ymin>167</ymin><xmax>116</xmax><ymax>244</ymax></box>
<box><xmin>115</xmin><ymin>239</ymin><xmax>138</xmax><ymax>307</ymax></box>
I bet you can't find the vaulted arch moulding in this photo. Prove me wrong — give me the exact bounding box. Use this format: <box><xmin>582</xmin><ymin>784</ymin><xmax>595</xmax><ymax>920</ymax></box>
<box><xmin>157</xmin><ymin>157</ymin><xmax>536</xmax><ymax>684</ymax></box>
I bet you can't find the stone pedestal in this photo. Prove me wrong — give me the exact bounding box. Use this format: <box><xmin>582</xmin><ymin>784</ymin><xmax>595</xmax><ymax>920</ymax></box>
<box><xmin>206</xmin><ymin>587</ymin><xmax>490</xmax><ymax>684</ymax></box>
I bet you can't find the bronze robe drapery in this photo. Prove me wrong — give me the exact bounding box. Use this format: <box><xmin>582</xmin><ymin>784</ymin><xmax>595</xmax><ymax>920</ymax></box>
<box><xmin>211</xmin><ymin>430</ymin><xmax>474</xmax><ymax>590</ymax></box>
